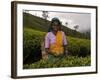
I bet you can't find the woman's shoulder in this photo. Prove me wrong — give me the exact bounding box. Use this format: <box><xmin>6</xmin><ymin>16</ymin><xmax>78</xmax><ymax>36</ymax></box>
<box><xmin>60</xmin><ymin>31</ymin><xmax>65</xmax><ymax>34</ymax></box>
<box><xmin>46</xmin><ymin>32</ymin><xmax>52</xmax><ymax>35</ymax></box>
<box><xmin>60</xmin><ymin>31</ymin><xmax>66</xmax><ymax>37</ymax></box>
<box><xmin>45</xmin><ymin>32</ymin><xmax>52</xmax><ymax>37</ymax></box>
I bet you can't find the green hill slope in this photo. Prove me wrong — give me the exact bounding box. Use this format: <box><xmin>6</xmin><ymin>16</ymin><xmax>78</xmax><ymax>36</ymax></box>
<box><xmin>23</xmin><ymin>12</ymin><xmax>90</xmax><ymax>39</ymax></box>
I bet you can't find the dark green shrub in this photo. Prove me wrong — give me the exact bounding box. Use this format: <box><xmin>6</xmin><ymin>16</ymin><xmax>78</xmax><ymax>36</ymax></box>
<box><xmin>23</xmin><ymin>28</ymin><xmax>91</xmax><ymax>64</ymax></box>
<box><xmin>23</xmin><ymin>28</ymin><xmax>45</xmax><ymax>64</ymax></box>
<box><xmin>67</xmin><ymin>37</ymin><xmax>90</xmax><ymax>57</ymax></box>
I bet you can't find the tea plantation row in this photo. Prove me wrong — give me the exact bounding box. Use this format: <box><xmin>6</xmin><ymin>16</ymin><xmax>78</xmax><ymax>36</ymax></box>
<box><xmin>23</xmin><ymin>28</ymin><xmax>91</xmax><ymax>67</ymax></box>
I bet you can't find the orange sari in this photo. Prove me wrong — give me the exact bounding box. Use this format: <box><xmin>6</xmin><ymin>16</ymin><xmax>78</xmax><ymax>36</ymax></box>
<box><xmin>49</xmin><ymin>31</ymin><xmax>64</xmax><ymax>56</ymax></box>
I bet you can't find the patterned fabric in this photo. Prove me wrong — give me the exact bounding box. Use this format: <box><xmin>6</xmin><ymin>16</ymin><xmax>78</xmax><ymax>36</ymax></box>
<box><xmin>45</xmin><ymin>31</ymin><xmax>67</xmax><ymax>56</ymax></box>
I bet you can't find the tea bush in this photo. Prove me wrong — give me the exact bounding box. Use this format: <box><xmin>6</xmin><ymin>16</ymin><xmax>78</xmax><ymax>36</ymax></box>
<box><xmin>23</xmin><ymin>56</ymin><xmax>91</xmax><ymax>69</ymax></box>
<box><xmin>23</xmin><ymin>28</ymin><xmax>90</xmax><ymax>64</ymax></box>
<box><xmin>67</xmin><ymin>36</ymin><xmax>90</xmax><ymax>56</ymax></box>
<box><xmin>23</xmin><ymin>28</ymin><xmax>45</xmax><ymax>63</ymax></box>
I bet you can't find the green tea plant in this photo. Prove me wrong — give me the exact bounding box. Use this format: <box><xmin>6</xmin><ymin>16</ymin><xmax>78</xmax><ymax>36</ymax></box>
<box><xmin>23</xmin><ymin>28</ymin><xmax>91</xmax><ymax>67</ymax></box>
<box><xmin>23</xmin><ymin>56</ymin><xmax>91</xmax><ymax>69</ymax></box>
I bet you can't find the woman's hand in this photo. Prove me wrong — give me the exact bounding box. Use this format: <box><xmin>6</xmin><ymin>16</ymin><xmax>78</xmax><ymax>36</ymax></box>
<box><xmin>42</xmin><ymin>48</ymin><xmax>49</xmax><ymax>60</ymax></box>
<box><xmin>42</xmin><ymin>51</ymin><xmax>48</xmax><ymax>60</ymax></box>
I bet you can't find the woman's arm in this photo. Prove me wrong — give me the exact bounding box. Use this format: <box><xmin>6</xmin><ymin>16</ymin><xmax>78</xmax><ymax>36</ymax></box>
<box><xmin>42</xmin><ymin>33</ymin><xmax>50</xmax><ymax>59</ymax></box>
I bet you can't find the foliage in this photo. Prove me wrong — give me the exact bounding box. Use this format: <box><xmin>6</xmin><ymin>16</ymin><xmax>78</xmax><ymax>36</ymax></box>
<box><xmin>67</xmin><ymin>36</ymin><xmax>90</xmax><ymax>56</ymax></box>
<box><xmin>23</xmin><ymin>55</ymin><xmax>91</xmax><ymax>69</ymax></box>
<box><xmin>23</xmin><ymin>28</ymin><xmax>91</xmax><ymax>64</ymax></box>
<box><xmin>23</xmin><ymin>28</ymin><xmax>45</xmax><ymax>63</ymax></box>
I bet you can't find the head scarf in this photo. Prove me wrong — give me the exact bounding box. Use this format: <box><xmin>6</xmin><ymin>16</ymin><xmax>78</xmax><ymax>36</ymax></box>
<box><xmin>48</xmin><ymin>17</ymin><xmax>61</xmax><ymax>32</ymax></box>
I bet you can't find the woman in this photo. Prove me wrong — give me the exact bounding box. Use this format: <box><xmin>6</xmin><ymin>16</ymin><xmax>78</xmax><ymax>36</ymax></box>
<box><xmin>44</xmin><ymin>17</ymin><xmax>68</xmax><ymax>62</ymax></box>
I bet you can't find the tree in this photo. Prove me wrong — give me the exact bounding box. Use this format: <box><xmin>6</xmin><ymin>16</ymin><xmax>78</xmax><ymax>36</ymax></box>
<box><xmin>42</xmin><ymin>11</ymin><xmax>49</xmax><ymax>20</ymax></box>
<box><xmin>42</xmin><ymin>11</ymin><xmax>49</xmax><ymax>26</ymax></box>
<box><xmin>73</xmin><ymin>25</ymin><xmax>79</xmax><ymax>37</ymax></box>
<box><xmin>74</xmin><ymin>25</ymin><xmax>79</xmax><ymax>31</ymax></box>
<box><xmin>65</xmin><ymin>22</ymin><xmax>68</xmax><ymax>26</ymax></box>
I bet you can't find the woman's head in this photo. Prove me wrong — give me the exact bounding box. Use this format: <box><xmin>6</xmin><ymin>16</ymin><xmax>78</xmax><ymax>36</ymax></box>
<box><xmin>49</xmin><ymin>17</ymin><xmax>62</xmax><ymax>32</ymax></box>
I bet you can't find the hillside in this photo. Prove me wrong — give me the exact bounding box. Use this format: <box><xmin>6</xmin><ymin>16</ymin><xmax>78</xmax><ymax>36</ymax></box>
<box><xmin>23</xmin><ymin>12</ymin><xmax>89</xmax><ymax>39</ymax></box>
